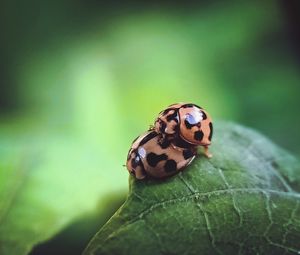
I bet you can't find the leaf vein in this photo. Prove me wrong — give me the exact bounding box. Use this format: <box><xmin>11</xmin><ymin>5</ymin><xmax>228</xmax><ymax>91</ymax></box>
<box><xmin>99</xmin><ymin>188</ymin><xmax>300</xmax><ymax>250</ymax></box>
<box><xmin>217</xmin><ymin>167</ymin><xmax>243</xmax><ymax>227</ymax></box>
<box><xmin>196</xmin><ymin>200</ymin><xmax>224</xmax><ymax>255</ymax></box>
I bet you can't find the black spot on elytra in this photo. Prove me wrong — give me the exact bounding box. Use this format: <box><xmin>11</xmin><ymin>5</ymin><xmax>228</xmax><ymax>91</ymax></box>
<box><xmin>158</xmin><ymin>136</ymin><xmax>171</xmax><ymax>149</ymax></box>
<box><xmin>184</xmin><ymin>113</ymin><xmax>199</xmax><ymax>129</ymax></box>
<box><xmin>146</xmin><ymin>152</ymin><xmax>168</xmax><ymax>167</ymax></box>
<box><xmin>166</xmin><ymin>110</ymin><xmax>179</xmax><ymax>123</ymax></box>
<box><xmin>183</xmin><ymin>149</ymin><xmax>194</xmax><ymax>160</ymax></box>
<box><xmin>194</xmin><ymin>130</ymin><xmax>204</xmax><ymax>141</ymax></box>
<box><xmin>173</xmin><ymin>135</ymin><xmax>193</xmax><ymax>149</ymax></box>
<box><xmin>182</xmin><ymin>103</ymin><xmax>202</xmax><ymax>109</ymax></box>
<box><xmin>161</xmin><ymin>108</ymin><xmax>173</xmax><ymax>116</ymax></box>
<box><xmin>131</xmin><ymin>153</ymin><xmax>140</xmax><ymax>168</ymax></box>
<box><xmin>201</xmin><ymin>110</ymin><xmax>207</xmax><ymax>120</ymax></box>
<box><xmin>159</xmin><ymin>121</ymin><xmax>167</xmax><ymax>133</ymax></box>
<box><xmin>184</xmin><ymin>119</ymin><xmax>193</xmax><ymax>129</ymax></box>
<box><xmin>139</xmin><ymin>131</ymin><xmax>157</xmax><ymax>146</ymax></box>
<box><xmin>129</xmin><ymin>152</ymin><xmax>147</xmax><ymax>176</ymax></box>
<box><xmin>208</xmin><ymin>122</ymin><xmax>213</xmax><ymax>141</ymax></box>
<box><xmin>164</xmin><ymin>160</ymin><xmax>177</xmax><ymax>172</ymax></box>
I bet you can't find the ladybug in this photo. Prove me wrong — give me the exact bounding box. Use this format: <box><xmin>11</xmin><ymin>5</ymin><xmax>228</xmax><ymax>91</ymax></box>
<box><xmin>126</xmin><ymin>130</ymin><xmax>196</xmax><ymax>179</ymax></box>
<box><xmin>154</xmin><ymin>103</ymin><xmax>213</xmax><ymax>158</ymax></box>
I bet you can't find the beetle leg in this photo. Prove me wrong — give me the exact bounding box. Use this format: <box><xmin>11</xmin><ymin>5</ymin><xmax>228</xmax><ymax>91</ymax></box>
<box><xmin>148</xmin><ymin>124</ymin><xmax>155</xmax><ymax>131</ymax></box>
<box><xmin>203</xmin><ymin>145</ymin><xmax>213</xmax><ymax>158</ymax></box>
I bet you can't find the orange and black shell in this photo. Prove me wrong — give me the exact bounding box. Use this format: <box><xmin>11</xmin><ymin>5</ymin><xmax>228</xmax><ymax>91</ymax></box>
<box><xmin>154</xmin><ymin>103</ymin><xmax>213</xmax><ymax>147</ymax></box>
<box><xmin>126</xmin><ymin>130</ymin><xmax>196</xmax><ymax>179</ymax></box>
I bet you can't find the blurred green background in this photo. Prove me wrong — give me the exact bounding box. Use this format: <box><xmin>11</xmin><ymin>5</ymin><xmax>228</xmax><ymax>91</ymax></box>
<box><xmin>0</xmin><ymin>0</ymin><xmax>300</xmax><ymax>254</ymax></box>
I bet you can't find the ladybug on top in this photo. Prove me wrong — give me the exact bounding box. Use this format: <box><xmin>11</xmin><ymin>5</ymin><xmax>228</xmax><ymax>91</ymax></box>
<box><xmin>126</xmin><ymin>102</ymin><xmax>213</xmax><ymax>180</ymax></box>
<box><xmin>153</xmin><ymin>103</ymin><xmax>213</xmax><ymax>158</ymax></box>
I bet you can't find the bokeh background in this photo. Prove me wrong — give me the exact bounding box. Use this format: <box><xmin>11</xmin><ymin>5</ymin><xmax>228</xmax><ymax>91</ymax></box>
<box><xmin>1</xmin><ymin>0</ymin><xmax>300</xmax><ymax>254</ymax></box>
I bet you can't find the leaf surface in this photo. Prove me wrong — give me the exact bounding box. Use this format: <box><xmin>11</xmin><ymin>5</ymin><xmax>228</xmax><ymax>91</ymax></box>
<box><xmin>83</xmin><ymin>122</ymin><xmax>300</xmax><ymax>255</ymax></box>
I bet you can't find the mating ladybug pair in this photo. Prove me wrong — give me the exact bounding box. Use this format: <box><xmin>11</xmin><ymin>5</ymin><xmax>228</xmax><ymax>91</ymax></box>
<box><xmin>126</xmin><ymin>103</ymin><xmax>213</xmax><ymax>179</ymax></box>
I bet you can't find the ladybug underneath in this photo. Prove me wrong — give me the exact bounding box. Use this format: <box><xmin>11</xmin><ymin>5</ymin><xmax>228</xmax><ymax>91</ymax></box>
<box><xmin>126</xmin><ymin>130</ymin><xmax>196</xmax><ymax>179</ymax></box>
<box><xmin>126</xmin><ymin>102</ymin><xmax>213</xmax><ymax>179</ymax></box>
<box><xmin>154</xmin><ymin>103</ymin><xmax>213</xmax><ymax>158</ymax></box>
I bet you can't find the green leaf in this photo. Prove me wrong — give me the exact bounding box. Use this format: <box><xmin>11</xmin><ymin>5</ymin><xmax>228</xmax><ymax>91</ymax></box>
<box><xmin>83</xmin><ymin>122</ymin><xmax>300</xmax><ymax>255</ymax></box>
